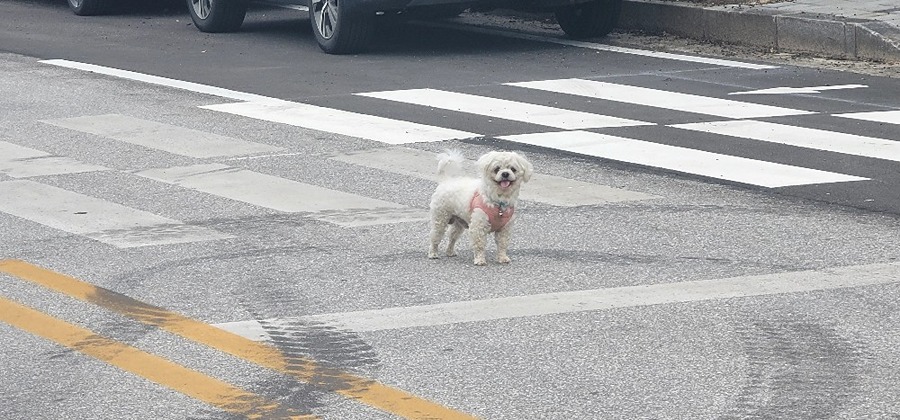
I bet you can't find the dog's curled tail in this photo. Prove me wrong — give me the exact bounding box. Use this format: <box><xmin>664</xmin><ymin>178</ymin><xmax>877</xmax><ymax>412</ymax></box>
<box><xmin>436</xmin><ymin>149</ymin><xmax>465</xmax><ymax>179</ymax></box>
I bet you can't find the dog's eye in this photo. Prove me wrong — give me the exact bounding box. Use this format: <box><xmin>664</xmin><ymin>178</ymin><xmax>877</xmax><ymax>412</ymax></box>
<box><xmin>510</xmin><ymin>167</ymin><xmax>518</xmax><ymax>173</ymax></box>
<box><xmin>493</xmin><ymin>166</ymin><xmax>500</xmax><ymax>174</ymax></box>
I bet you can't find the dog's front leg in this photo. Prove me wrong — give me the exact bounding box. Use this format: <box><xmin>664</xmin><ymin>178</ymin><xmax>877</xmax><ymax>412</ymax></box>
<box><xmin>494</xmin><ymin>226</ymin><xmax>512</xmax><ymax>264</ymax></box>
<box><xmin>469</xmin><ymin>212</ymin><xmax>491</xmax><ymax>266</ymax></box>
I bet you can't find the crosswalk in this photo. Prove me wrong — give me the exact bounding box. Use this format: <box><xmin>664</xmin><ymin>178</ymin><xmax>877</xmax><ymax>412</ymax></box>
<box><xmin>200</xmin><ymin>101</ymin><xmax>479</xmax><ymax>144</ymax></box>
<box><xmin>135</xmin><ymin>163</ymin><xmax>403</xmax><ymax>213</ymax></box>
<box><xmin>331</xmin><ymin>147</ymin><xmax>659</xmax><ymax>205</ymax></box>
<box><xmin>43</xmin><ymin>114</ymin><xmax>283</xmax><ymax>158</ymax></box>
<box><xmin>672</xmin><ymin>120</ymin><xmax>900</xmax><ymax>162</ymax></box>
<box><xmin>356</xmin><ymin>88</ymin><xmax>650</xmax><ymax>129</ymax></box>
<box><xmin>505</xmin><ymin>78</ymin><xmax>812</xmax><ymax>119</ymax></box>
<box><xmin>5</xmin><ymin>60</ymin><xmax>900</xmax><ymax>248</ymax></box>
<box><xmin>196</xmin><ymin>76</ymin><xmax>896</xmax><ymax>188</ymax></box>
<box><xmin>498</xmin><ymin>131</ymin><xmax>867</xmax><ymax>188</ymax></box>
<box><xmin>0</xmin><ymin>141</ymin><xmax>107</xmax><ymax>177</ymax></box>
<box><xmin>0</xmin><ymin>180</ymin><xmax>231</xmax><ymax>248</ymax></box>
<box><xmin>3</xmin><ymin>111</ymin><xmax>655</xmax><ymax>247</ymax></box>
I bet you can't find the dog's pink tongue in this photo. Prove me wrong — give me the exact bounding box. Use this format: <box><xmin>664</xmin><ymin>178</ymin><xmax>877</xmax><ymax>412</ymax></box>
<box><xmin>500</xmin><ymin>180</ymin><xmax>511</xmax><ymax>189</ymax></box>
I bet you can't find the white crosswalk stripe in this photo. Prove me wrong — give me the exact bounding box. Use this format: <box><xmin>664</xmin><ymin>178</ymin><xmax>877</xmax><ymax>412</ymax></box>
<box><xmin>498</xmin><ymin>131</ymin><xmax>868</xmax><ymax>188</ymax></box>
<box><xmin>0</xmin><ymin>141</ymin><xmax>107</xmax><ymax>178</ymax></box>
<box><xmin>356</xmin><ymin>88</ymin><xmax>652</xmax><ymax>129</ymax></box>
<box><xmin>0</xmin><ymin>180</ymin><xmax>231</xmax><ymax>248</ymax></box>
<box><xmin>43</xmin><ymin>114</ymin><xmax>283</xmax><ymax>158</ymax></box>
<box><xmin>134</xmin><ymin>163</ymin><xmax>427</xmax><ymax>227</ymax></box>
<box><xmin>507</xmin><ymin>78</ymin><xmax>812</xmax><ymax>118</ymax></box>
<box><xmin>835</xmin><ymin>110</ymin><xmax>900</xmax><ymax>125</ymax></box>
<box><xmin>672</xmin><ymin>120</ymin><xmax>900</xmax><ymax>162</ymax></box>
<box><xmin>201</xmin><ymin>101</ymin><xmax>478</xmax><ymax>144</ymax></box>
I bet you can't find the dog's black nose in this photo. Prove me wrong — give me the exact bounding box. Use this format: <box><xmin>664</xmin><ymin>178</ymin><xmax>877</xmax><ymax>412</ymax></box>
<box><xmin>501</xmin><ymin>171</ymin><xmax>510</xmax><ymax>179</ymax></box>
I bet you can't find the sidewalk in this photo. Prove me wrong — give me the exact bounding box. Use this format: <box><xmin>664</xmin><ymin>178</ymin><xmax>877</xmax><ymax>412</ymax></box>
<box><xmin>618</xmin><ymin>0</ymin><xmax>900</xmax><ymax>63</ymax></box>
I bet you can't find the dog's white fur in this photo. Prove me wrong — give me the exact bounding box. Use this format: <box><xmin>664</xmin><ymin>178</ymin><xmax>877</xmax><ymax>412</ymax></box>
<box><xmin>428</xmin><ymin>149</ymin><xmax>533</xmax><ymax>265</ymax></box>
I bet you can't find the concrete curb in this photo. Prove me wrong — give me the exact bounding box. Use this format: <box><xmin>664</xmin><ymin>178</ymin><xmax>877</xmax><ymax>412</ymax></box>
<box><xmin>618</xmin><ymin>0</ymin><xmax>900</xmax><ymax>63</ymax></box>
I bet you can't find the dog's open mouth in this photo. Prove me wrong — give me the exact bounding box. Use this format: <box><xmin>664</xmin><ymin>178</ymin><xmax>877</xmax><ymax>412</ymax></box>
<box><xmin>498</xmin><ymin>180</ymin><xmax>513</xmax><ymax>189</ymax></box>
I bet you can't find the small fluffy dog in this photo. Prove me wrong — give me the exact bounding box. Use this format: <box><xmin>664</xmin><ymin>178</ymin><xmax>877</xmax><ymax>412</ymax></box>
<box><xmin>428</xmin><ymin>149</ymin><xmax>533</xmax><ymax>265</ymax></box>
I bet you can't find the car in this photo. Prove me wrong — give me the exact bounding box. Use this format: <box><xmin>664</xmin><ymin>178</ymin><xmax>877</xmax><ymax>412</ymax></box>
<box><xmin>66</xmin><ymin>0</ymin><xmax>623</xmax><ymax>55</ymax></box>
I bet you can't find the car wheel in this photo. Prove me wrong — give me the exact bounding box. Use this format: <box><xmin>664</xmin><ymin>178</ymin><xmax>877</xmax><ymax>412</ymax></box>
<box><xmin>309</xmin><ymin>0</ymin><xmax>375</xmax><ymax>54</ymax></box>
<box><xmin>67</xmin><ymin>0</ymin><xmax>110</xmax><ymax>16</ymax></box>
<box><xmin>187</xmin><ymin>0</ymin><xmax>249</xmax><ymax>33</ymax></box>
<box><xmin>555</xmin><ymin>0</ymin><xmax>622</xmax><ymax>39</ymax></box>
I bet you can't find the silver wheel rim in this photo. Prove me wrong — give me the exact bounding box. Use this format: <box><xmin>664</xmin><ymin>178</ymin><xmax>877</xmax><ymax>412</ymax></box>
<box><xmin>70</xmin><ymin>0</ymin><xmax>83</xmax><ymax>7</ymax></box>
<box><xmin>191</xmin><ymin>0</ymin><xmax>212</xmax><ymax>19</ymax></box>
<box><xmin>311</xmin><ymin>0</ymin><xmax>338</xmax><ymax>40</ymax></box>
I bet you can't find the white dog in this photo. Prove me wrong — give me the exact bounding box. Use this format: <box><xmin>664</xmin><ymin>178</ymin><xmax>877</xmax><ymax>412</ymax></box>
<box><xmin>428</xmin><ymin>149</ymin><xmax>533</xmax><ymax>265</ymax></box>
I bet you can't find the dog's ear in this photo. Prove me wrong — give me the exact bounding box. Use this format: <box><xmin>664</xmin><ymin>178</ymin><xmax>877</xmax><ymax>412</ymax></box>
<box><xmin>477</xmin><ymin>151</ymin><xmax>498</xmax><ymax>178</ymax></box>
<box><xmin>514</xmin><ymin>152</ymin><xmax>534</xmax><ymax>183</ymax></box>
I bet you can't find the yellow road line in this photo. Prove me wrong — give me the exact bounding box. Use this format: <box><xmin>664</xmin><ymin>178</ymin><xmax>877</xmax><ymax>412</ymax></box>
<box><xmin>0</xmin><ymin>296</ymin><xmax>315</xmax><ymax>420</ymax></box>
<box><xmin>0</xmin><ymin>259</ymin><xmax>478</xmax><ymax>420</ymax></box>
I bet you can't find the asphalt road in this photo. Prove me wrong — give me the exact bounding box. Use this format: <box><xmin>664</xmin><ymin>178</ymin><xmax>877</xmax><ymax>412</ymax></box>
<box><xmin>2</xmin><ymin>1</ymin><xmax>900</xmax><ymax>419</ymax></box>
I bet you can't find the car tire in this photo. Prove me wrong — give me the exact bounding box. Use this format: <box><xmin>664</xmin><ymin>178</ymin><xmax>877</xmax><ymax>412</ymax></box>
<box><xmin>186</xmin><ymin>0</ymin><xmax>249</xmax><ymax>33</ymax></box>
<box><xmin>554</xmin><ymin>0</ymin><xmax>622</xmax><ymax>39</ymax></box>
<box><xmin>308</xmin><ymin>0</ymin><xmax>375</xmax><ymax>54</ymax></box>
<box><xmin>67</xmin><ymin>0</ymin><xmax>110</xmax><ymax>16</ymax></box>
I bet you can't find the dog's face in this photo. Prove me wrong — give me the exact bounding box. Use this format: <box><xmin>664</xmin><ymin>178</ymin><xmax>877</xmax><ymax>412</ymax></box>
<box><xmin>476</xmin><ymin>151</ymin><xmax>533</xmax><ymax>195</ymax></box>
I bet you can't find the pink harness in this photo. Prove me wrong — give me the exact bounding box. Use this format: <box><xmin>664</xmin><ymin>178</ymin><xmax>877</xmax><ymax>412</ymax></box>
<box><xmin>470</xmin><ymin>191</ymin><xmax>514</xmax><ymax>232</ymax></box>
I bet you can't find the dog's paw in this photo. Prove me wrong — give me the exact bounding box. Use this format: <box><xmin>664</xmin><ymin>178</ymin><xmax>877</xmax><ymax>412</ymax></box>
<box><xmin>497</xmin><ymin>254</ymin><xmax>511</xmax><ymax>264</ymax></box>
<box><xmin>446</xmin><ymin>249</ymin><xmax>457</xmax><ymax>257</ymax></box>
<box><xmin>428</xmin><ymin>251</ymin><xmax>440</xmax><ymax>259</ymax></box>
<box><xmin>473</xmin><ymin>257</ymin><xmax>487</xmax><ymax>266</ymax></box>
